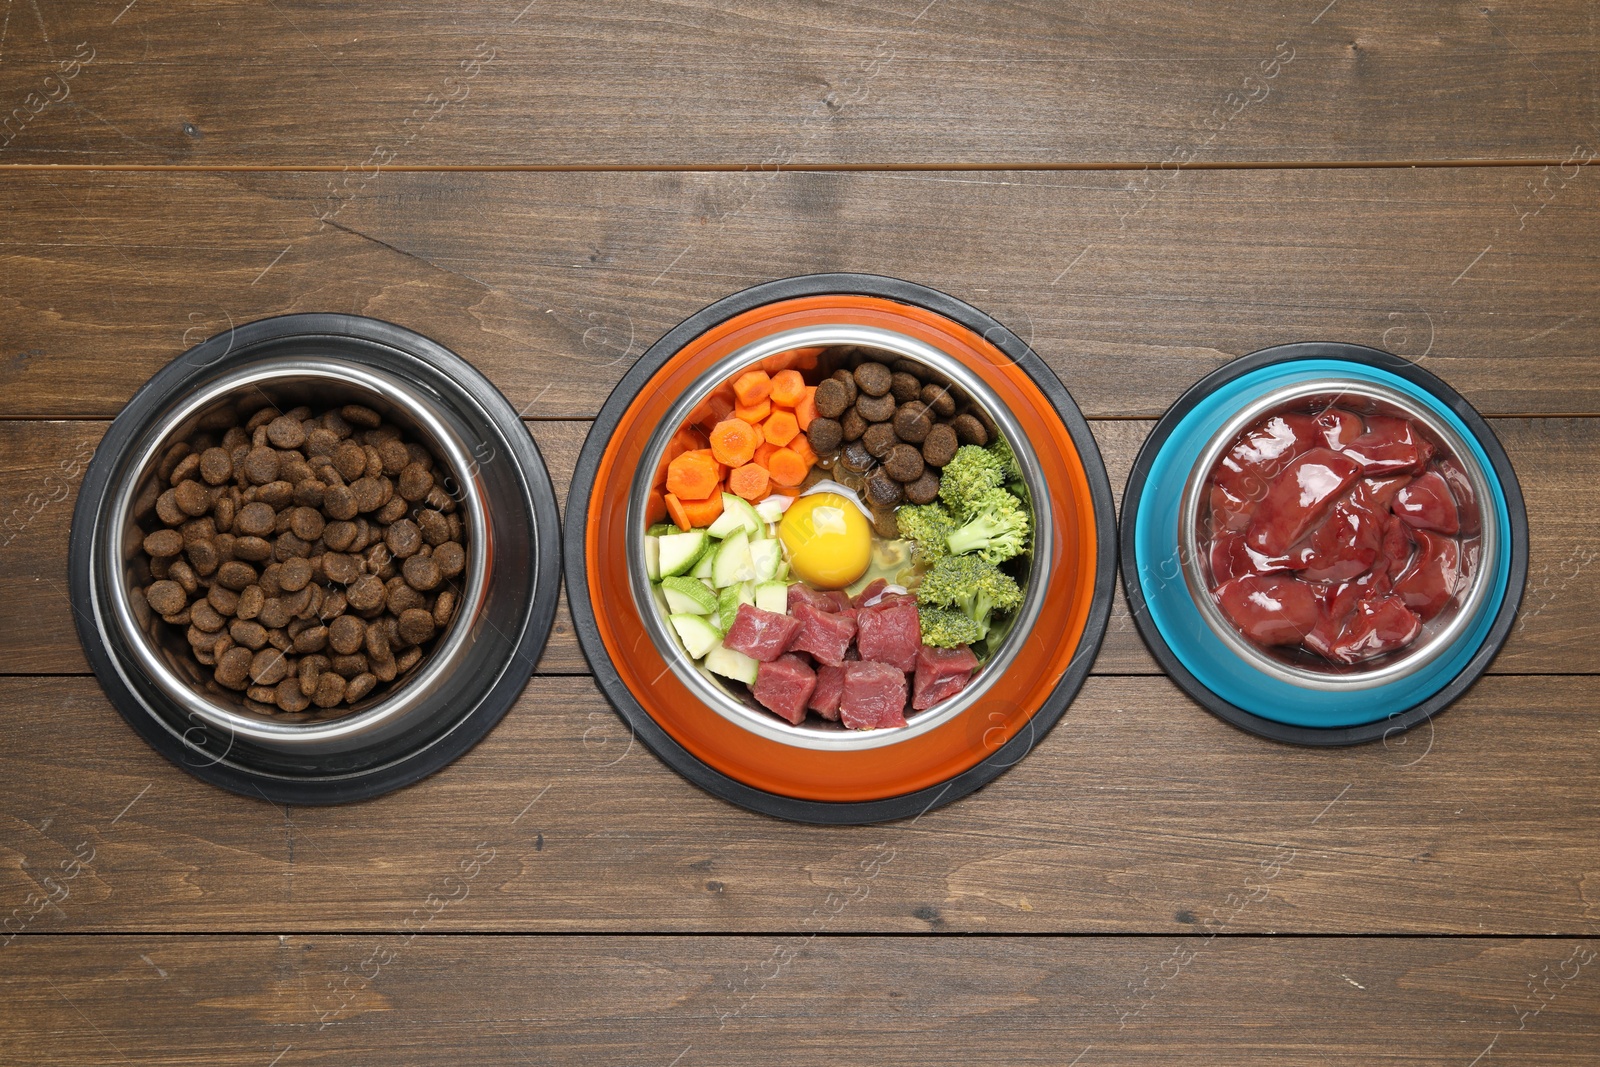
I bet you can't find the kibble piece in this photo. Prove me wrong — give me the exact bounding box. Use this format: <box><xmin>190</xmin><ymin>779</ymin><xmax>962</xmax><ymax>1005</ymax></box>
<box><xmin>157</xmin><ymin>442</ymin><xmax>191</xmax><ymax>482</ymax></box>
<box><xmin>236</xmin><ymin>501</ymin><xmax>276</xmax><ymax>537</ymax></box>
<box><xmin>213</xmin><ymin>492</ymin><xmax>236</xmax><ymax>532</ymax></box>
<box><xmin>332</xmin><ymin>441</ymin><xmax>367</xmax><ymax>482</ymax></box>
<box><xmin>433</xmin><ymin>541</ymin><xmax>465</xmax><ymax>579</ymax></box>
<box><xmin>320</xmin><ymin>588</ymin><xmax>347</xmax><ymax>620</ymax></box>
<box><xmin>155</xmin><ymin>488</ymin><xmax>185</xmax><ymax>526</ymax></box>
<box><xmin>293</xmin><ymin>625</ymin><xmax>328</xmax><ymax>653</ymax></box>
<box><xmin>236</xmin><ymin>585</ymin><xmax>265</xmax><ymax>620</ymax></box>
<box><xmin>293</xmin><ymin>478</ymin><xmax>327</xmax><ymax>509</ymax></box>
<box><xmin>892</xmin><ymin>401</ymin><xmax>933</xmax><ymax>445</ymax></box>
<box><xmin>395</xmin><ymin>647</ymin><xmax>423</xmax><ymax>673</ymax></box>
<box><xmin>258</xmin><ymin>596</ymin><xmax>293</xmax><ymax>630</ymax></box>
<box><xmin>890</xmin><ymin>372</ymin><xmax>923</xmax><ymax>403</ymax></box>
<box><xmin>163</xmin><ymin>606</ymin><xmax>193</xmax><ymax>627</ymax></box>
<box><xmin>305</xmin><ymin>427</ymin><xmax>340</xmax><ymax>458</ymax></box>
<box><xmin>185</xmin><ymin>539</ymin><xmax>220</xmax><ymax>576</ymax></box>
<box><xmin>365</xmin><ymin>617</ymin><xmax>395</xmax><ymax>660</ymax></box>
<box><xmin>830</xmin><ymin>369</ymin><xmax>860</xmax><ymax>404</ymax></box>
<box><xmin>347</xmin><ymin>574</ymin><xmax>387</xmax><ymax>613</ymax></box>
<box><xmin>257</xmin><ymin>480</ymin><xmax>294</xmax><ymax>508</ymax></box>
<box><xmin>397</xmin><ymin>608</ymin><xmax>436</xmax><ymax>646</ymax></box>
<box><xmin>378</xmin><ymin>439</ymin><xmax>410</xmax><ymax>475</ymax></box>
<box><xmin>287</xmin><ymin>506</ymin><xmax>324</xmax><ymax>542</ymax></box>
<box><xmin>386</xmin><ymin>578</ymin><xmax>424</xmax><ymax>615</ymax></box>
<box><xmin>174</xmin><ymin>480</ymin><xmax>212</xmax><ymax>517</ymax></box>
<box><xmin>864</xmin><ymin>467</ymin><xmax>904</xmax><ymax>507</ymax></box>
<box><xmin>433</xmin><ymin>589</ymin><xmax>458</xmax><ymax>628</ymax></box>
<box><xmin>883</xmin><ymin>443</ymin><xmax>926</xmax><ymax>484</ymax></box>
<box><xmin>348</xmin><ymin>517</ymin><xmax>374</xmax><ymax>553</ymax></box>
<box><xmin>371</xmin><ymin>652</ymin><xmax>399</xmax><ymax>683</ymax></box>
<box><xmin>949</xmin><ymin>413</ymin><xmax>990</xmax><ymax>446</ymax></box>
<box><xmin>298</xmin><ymin>655</ymin><xmax>330</xmax><ymax>696</ymax></box>
<box><xmin>144</xmin><ymin>580</ymin><xmax>187</xmax><ymax>616</ymax></box>
<box><xmin>275</xmin><ymin>677</ymin><xmax>312</xmax><ymax>713</ymax></box>
<box><xmin>279</xmin><ymin>556</ymin><xmax>313</xmax><ymax>593</ymax></box>
<box><xmin>331</xmin><ymin>653</ymin><xmax>369</xmax><ymax>678</ymax></box>
<box><xmin>376</xmin><ymin>495</ymin><xmax>407</xmax><ymax>525</ymax></box>
<box><xmin>839</xmin><ymin>408</ymin><xmax>868</xmax><ymax>442</ymax></box>
<box><xmin>204</xmin><ymin>585</ymin><xmax>237</xmax><ymax>617</ymax></box>
<box><xmin>871</xmin><ymin>507</ymin><xmax>900</xmax><ymax>540</ymax></box>
<box><xmin>266</xmin><ymin>415</ymin><xmax>307</xmax><ymax>449</ymax></box>
<box><xmin>839</xmin><ymin>439</ymin><xmax>875</xmax><ymax>473</ymax></box>
<box><xmin>250</xmin><ymin>648</ymin><xmax>290</xmax><ymax>686</ymax></box>
<box><xmin>327</xmin><ymin>614</ymin><xmax>366</xmax><ymax>656</ymax></box>
<box><xmin>215</xmin><ymin>646</ymin><xmax>254</xmax><ymax>690</ymax></box>
<box><xmin>397</xmin><ymin>463</ymin><xmax>434</xmax><ymax>502</ymax></box>
<box><xmin>862</xmin><ymin>422</ymin><xmax>899</xmax><ymax>459</ymax></box>
<box><xmin>143</xmin><ymin>529</ymin><xmax>184</xmax><ymax>558</ymax></box>
<box><xmin>273</xmin><ymin>531</ymin><xmax>311</xmax><ymax>561</ymax></box>
<box><xmin>905</xmin><ymin>470</ymin><xmax>941</xmax><ymax>505</ymax></box>
<box><xmin>169</xmin><ymin>452</ymin><xmax>201</xmax><ymax>486</ymax></box>
<box><xmin>853</xmin><ymin>361</ymin><xmax>893</xmax><ymax>397</ymax></box>
<box><xmin>245</xmin><ymin>406</ymin><xmax>277</xmax><ymax>432</ymax></box>
<box><xmin>280</xmin><ymin>458</ymin><xmax>313</xmax><ymax>486</ymax></box>
<box><xmin>340</xmin><ymin>404</ymin><xmax>381</xmax><ymax>429</ymax></box>
<box><xmin>362</xmin><ymin>445</ymin><xmax>385</xmax><ymax>479</ymax></box>
<box><xmin>187</xmin><ymin>624</ymin><xmax>220</xmax><ymax>652</ymax></box>
<box><xmin>318</xmin><ymin>520</ymin><xmax>354</xmax><ymax>552</ymax></box>
<box><xmin>242</xmin><ymin>446</ymin><xmax>280</xmax><ymax>485</ymax></box>
<box><xmin>312</xmin><ymin>671</ymin><xmax>348</xmax><ymax>708</ymax></box>
<box><xmin>345</xmin><ymin>672</ymin><xmax>378</xmax><ymax>703</ymax></box>
<box><xmin>379</xmin><ymin>520</ymin><xmax>418</xmax><ymax>560</ymax></box>
<box><xmin>230</xmin><ymin>619</ymin><xmax>269</xmax><ymax>650</ymax></box>
<box><xmin>168</xmin><ymin>559</ymin><xmax>200</xmax><ymax>595</ymax></box>
<box><xmin>215</xmin><ymin>560</ymin><xmax>257</xmax><ymax>590</ymax></box>
<box><xmin>402</xmin><ymin>554</ymin><xmax>441</xmax><ymax>592</ymax></box>
<box><xmin>349</xmin><ymin>476</ymin><xmax>385</xmax><ymax>513</ymax></box>
<box><xmin>416</xmin><ymin>509</ymin><xmax>448</xmax><ymax>546</ymax></box>
<box><xmin>922</xmin><ymin>383</ymin><xmax>957</xmax><ymax>417</ymax></box>
<box><xmin>922</xmin><ymin>423</ymin><xmax>959</xmax><ymax>467</ymax></box>
<box><xmin>323</xmin><ymin>484</ymin><xmax>358</xmax><ymax>521</ymax></box>
<box><xmin>199</xmin><ymin>447</ymin><xmax>233</xmax><ymax>485</ymax></box>
<box><xmin>812</xmin><ymin>378</ymin><xmax>851</xmax><ymax>420</ymax></box>
<box><xmin>856</xmin><ymin>392</ymin><xmax>896</xmax><ymax>423</ymax></box>
<box><xmin>806</xmin><ymin>417</ymin><xmax>843</xmax><ymax>454</ymax></box>
<box><xmin>233</xmin><ymin>535</ymin><xmax>272</xmax><ymax>562</ymax></box>
<box><xmin>191</xmin><ymin>599</ymin><xmax>226</xmax><ymax>633</ymax></box>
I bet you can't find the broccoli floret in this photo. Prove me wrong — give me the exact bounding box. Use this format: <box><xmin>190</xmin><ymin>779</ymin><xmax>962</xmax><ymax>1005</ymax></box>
<box><xmin>937</xmin><ymin>444</ymin><xmax>1007</xmax><ymax>518</ymax></box>
<box><xmin>989</xmin><ymin>435</ymin><xmax>1024</xmax><ymax>486</ymax></box>
<box><xmin>945</xmin><ymin>487</ymin><xmax>1030</xmax><ymax>564</ymax></box>
<box><xmin>918</xmin><ymin>605</ymin><xmax>985</xmax><ymax>649</ymax></box>
<box><xmin>896</xmin><ymin>502</ymin><xmax>956</xmax><ymax>564</ymax></box>
<box><xmin>916</xmin><ymin>554</ymin><xmax>1024</xmax><ymax>642</ymax></box>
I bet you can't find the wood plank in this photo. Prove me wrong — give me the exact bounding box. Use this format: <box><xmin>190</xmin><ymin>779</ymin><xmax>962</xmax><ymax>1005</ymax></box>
<box><xmin>5</xmin><ymin>935</ymin><xmax>1596</xmax><ymax>1065</ymax></box>
<box><xmin>4</xmin><ymin>417</ymin><xmax>1593</xmax><ymax>675</ymax></box>
<box><xmin>2</xmin><ymin>674</ymin><xmax>1595</xmax><ymax>934</ymax></box>
<box><xmin>4</xmin><ymin>167</ymin><xmax>1598</xmax><ymax>419</ymax></box>
<box><xmin>1</xmin><ymin>1</ymin><xmax>1596</xmax><ymax>166</ymax></box>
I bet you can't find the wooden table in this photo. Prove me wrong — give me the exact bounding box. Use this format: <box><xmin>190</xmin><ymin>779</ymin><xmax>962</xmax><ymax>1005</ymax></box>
<box><xmin>4</xmin><ymin>2</ymin><xmax>1598</xmax><ymax>1063</ymax></box>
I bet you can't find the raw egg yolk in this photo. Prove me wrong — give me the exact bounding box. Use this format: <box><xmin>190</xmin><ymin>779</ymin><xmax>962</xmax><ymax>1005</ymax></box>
<box><xmin>778</xmin><ymin>493</ymin><xmax>872</xmax><ymax>590</ymax></box>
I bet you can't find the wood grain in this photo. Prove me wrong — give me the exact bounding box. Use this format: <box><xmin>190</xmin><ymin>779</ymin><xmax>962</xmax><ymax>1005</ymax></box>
<box><xmin>6</xmin><ymin>935</ymin><xmax>1596</xmax><ymax>1065</ymax></box>
<box><xmin>1</xmin><ymin>1</ymin><xmax>1595</xmax><ymax>166</ymax></box>
<box><xmin>4</xmin><ymin>167</ymin><xmax>1598</xmax><ymax>419</ymax></box>
<box><xmin>2</xmin><ymin>674</ymin><xmax>1596</xmax><ymax>934</ymax></box>
<box><xmin>5</xmin><ymin>417</ymin><xmax>1595</xmax><ymax>675</ymax></box>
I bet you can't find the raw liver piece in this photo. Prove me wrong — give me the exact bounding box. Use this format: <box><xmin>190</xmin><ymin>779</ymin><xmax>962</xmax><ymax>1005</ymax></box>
<box><xmin>1209</xmin><ymin>482</ymin><xmax>1255</xmax><ymax>534</ymax></box>
<box><xmin>1355</xmin><ymin>473</ymin><xmax>1412</xmax><ymax>511</ymax></box>
<box><xmin>788</xmin><ymin>600</ymin><xmax>857</xmax><ymax>667</ymax></box>
<box><xmin>1394</xmin><ymin>529</ymin><xmax>1462</xmax><ymax>620</ymax></box>
<box><xmin>1213</xmin><ymin>574</ymin><xmax>1320</xmax><ymax>647</ymax></box>
<box><xmin>1210</xmin><ymin>531</ymin><xmax>1292</xmax><ymax>583</ymax></box>
<box><xmin>1245</xmin><ymin>448</ymin><xmax>1362</xmax><ymax>555</ymax></box>
<box><xmin>1341</xmin><ymin>415</ymin><xmax>1436</xmax><ymax>475</ymax></box>
<box><xmin>1211</xmin><ymin>413</ymin><xmax>1320</xmax><ymax>503</ymax></box>
<box><xmin>1304</xmin><ymin>569</ymin><xmax>1392</xmax><ymax>660</ymax></box>
<box><xmin>912</xmin><ymin>645</ymin><xmax>980</xmax><ymax>710</ymax></box>
<box><xmin>1315</xmin><ymin>406</ymin><xmax>1365</xmax><ymax>450</ymax></box>
<box><xmin>1393</xmin><ymin>470</ymin><xmax>1460</xmax><ymax>535</ymax></box>
<box><xmin>839</xmin><ymin>661</ymin><xmax>909</xmax><ymax>730</ymax></box>
<box><xmin>752</xmin><ymin>654</ymin><xmax>817</xmax><ymax>725</ymax></box>
<box><xmin>722</xmin><ymin>604</ymin><xmax>802</xmax><ymax>662</ymax></box>
<box><xmin>1293</xmin><ymin>493</ymin><xmax>1384</xmax><ymax>583</ymax></box>
<box><xmin>1328</xmin><ymin>595</ymin><xmax>1422</xmax><ymax>664</ymax></box>
<box><xmin>809</xmin><ymin>663</ymin><xmax>845</xmax><ymax>721</ymax></box>
<box><xmin>855</xmin><ymin>600</ymin><xmax>922</xmax><ymax>673</ymax></box>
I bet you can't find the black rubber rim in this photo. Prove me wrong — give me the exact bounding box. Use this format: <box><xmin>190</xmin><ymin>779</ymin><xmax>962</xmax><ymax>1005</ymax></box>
<box><xmin>67</xmin><ymin>314</ymin><xmax>562</xmax><ymax>804</ymax></box>
<box><xmin>1120</xmin><ymin>342</ymin><xmax>1528</xmax><ymax>746</ymax></box>
<box><xmin>565</xmin><ymin>273</ymin><xmax>1118</xmax><ymax>824</ymax></box>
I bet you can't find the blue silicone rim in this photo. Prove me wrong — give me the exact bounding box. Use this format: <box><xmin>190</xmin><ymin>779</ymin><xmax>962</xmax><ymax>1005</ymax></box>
<box><xmin>1121</xmin><ymin>343</ymin><xmax>1527</xmax><ymax>746</ymax></box>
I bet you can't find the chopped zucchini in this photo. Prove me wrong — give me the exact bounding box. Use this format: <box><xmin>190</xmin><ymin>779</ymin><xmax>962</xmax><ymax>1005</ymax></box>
<box><xmin>657</xmin><ymin>531</ymin><xmax>709</xmax><ymax>578</ymax></box>
<box><xmin>749</xmin><ymin>539</ymin><xmax>783</xmax><ymax>582</ymax></box>
<box><xmin>711</xmin><ymin>528</ymin><xmax>756</xmax><ymax>587</ymax></box>
<box><xmin>668</xmin><ymin>613</ymin><xmax>722</xmax><ymax>659</ymax></box>
<box><xmin>644</xmin><ymin>535</ymin><xmax>661</xmax><ymax>582</ymax></box>
<box><xmin>754</xmin><ymin>580</ymin><xmax>790</xmax><ymax>614</ymax></box>
<box><xmin>660</xmin><ymin>575</ymin><xmax>717</xmax><ymax>615</ymax></box>
<box><xmin>704</xmin><ymin>644</ymin><xmax>759</xmax><ymax>685</ymax></box>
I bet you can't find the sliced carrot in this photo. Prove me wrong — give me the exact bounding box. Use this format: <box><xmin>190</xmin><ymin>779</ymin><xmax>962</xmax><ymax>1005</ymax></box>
<box><xmin>709</xmin><ymin>417</ymin><xmax>760</xmax><ymax>467</ymax></box>
<box><xmin>693</xmin><ymin>391</ymin><xmax>736</xmax><ymax>433</ymax></box>
<box><xmin>666</xmin><ymin>449</ymin><xmax>721</xmax><ymax>501</ymax></box>
<box><xmin>763</xmin><ymin>409</ymin><xmax>799</xmax><ymax>447</ymax></box>
<box><xmin>645</xmin><ymin>488</ymin><xmax>668</xmax><ymax>525</ymax></box>
<box><xmin>769</xmin><ymin>369</ymin><xmax>806</xmax><ymax>408</ymax></box>
<box><xmin>664</xmin><ymin>492</ymin><xmax>719</xmax><ymax>531</ymax></box>
<box><xmin>670</xmin><ymin>426</ymin><xmax>708</xmax><ymax>454</ymax></box>
<box><xmin>788</xmin><ymin>433</ymin><xmax>817</xmax><ymax>467</ymax></box>
<box><xmin>733</xmin><ymin>397</ymin><xmax>771</xmax><ymax>425</ymax></box>
<box><xmin>753</xmin><ymin>441</ymin><xmax>780</xmax><ymax>468</ymax></box>
<box><xmin>732</xmin><ymin>370</ymin><xmax>772</xmax><ymax>407</ymax></box>
<box><xmin>767</xmin><ymin>447</ymin><xmax>809</xmax><ymax>487</ymax></box>
<box><xmin>790</xmin><ymin>348</ymin><xmax>821</xmax><ymax>371</ymax></box>
<box><xmin>759</xmin><ymin>352</ymin><xmax>793</xmax><ymax>374</ymax></box>
<box><xmin>792</xmin><ymin>386</ymin><xmax>818</xmax><ymax>431</ymax></box>
<box><xmin>728</xmin><ymin>463</ymin><xmax>771</xmax><ymax>502</ymax></box>
<box><xmin>769</xmin><ymin>482</ymin><xmax>802</xmax><ymax>497</ymax></box>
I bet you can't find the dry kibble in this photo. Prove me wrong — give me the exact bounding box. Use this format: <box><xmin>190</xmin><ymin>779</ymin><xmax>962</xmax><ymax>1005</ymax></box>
<box><xmin>186</xmin><ymin>539</ymin><xmax>220</xmax><ymax>576</ymax></box>
<box><xmin>328</xmin><ymin>614</ymin><xmax>365</xmax><ymax>655</ymax></box>
<box><xmin>230</xmin><ymin>619</ymin><xmax>268</xmax><ymax>650</ymax></box>
<box><xmin>432</xmin><ymin>589</ymin><xmax>457</xmax><ymax>628</ymax></box>
<box><xmin>213</xmin><ymin>492</ymin><xmax>236</xmax><ymax>532</ymax></box>
<box><xmin>236</xmin><ymin>501</ymin><xmax>276</xmax><ymax>537</ymax></box>
<box><xmin>433</xmin><ymin>541</ymin><xmax>465</xmax><ymax>579</ymax></box>
<box><xmin>397</xmin><ymin>463</ymin><xmax>433</xmax><ymax>502</ymax></box>
<box><xmin>402</xmin><ymin>554</ymin><xmax>441</xmax><ymax>591</ymax></box>
<box><xmin>862</xmin><ymin>423</ymin><xmax>898</xmax><ymax>459</ymax></box>
<box><xmin>362</xmin><ymin>445</ymin><xmax>385</xmax><ymax>479</ymax></box>
<box><xmin>156</xmin><ymin>488</ymin><xmax>185</xmax><ymax>526</ymax></box>
<box><xmin>892</xmin><ymin>401</ymin><xmax>933</xmax><ymax>444</ymax></box>
<box><xmin>233</xmin><ymin>535</ymin><xmax>272</xmax><ymax>562</ymax></box>
<box><xmin>348</xmin><ymin>476</ymin><xmax>384</xmax><ymax>513</ymax></box>
<box><xmin>250</xmin><ymin>648</ymin><xmax>290</xmax><ymax>686</ymax></box>
<box><xmin>312</xmin><ymin>671</ymin><xmax>347</xmax><ymax>708</ymax></box>
<box><xmin>323</xmin><ymin>520</ymin><xmax>357</xmax><ymax>551</ymax></box>
<box><xmin>904</xmin><ymin>470</ymin><xmax>941</xmax><ymax>505</ymax></box>
<box><xmin>236</xmin><ymin>585</ymin><xmax>264</xmax><ymax>620</ymax></box>
<box><xmin>143</xmin><ymin>529</ymin><xmax>184</xmax><ymax>557</ymax></box>
<box><xmin>198</xmin><ymin>447</ymin><xmax>233</xmax><ymax>485</ymax></box>
<box><xmin>257</xmin><ymin>480</ymin><xmax>294</xmax><ymax>508</ymax></box>
<box><xmin>279</xmin><ymin>556</ymin><xmax>313</xmax><ymax>593</ymax></box>
<box><xmin>215</xmin><ymin>646</ymin><xmax>254</xmax><ymax>690</ymax></box>
<box><xmin>331</xmin><ymin>653</ymin><xmax>368</xmax><ymax>678</ymax></box>
<box><xmin>333</xmin><ymin>441</ymin><xmax>368</xmax><ymax>482</ymax></box>
<box><xmin>242</xmin><ymin>446</ymin><xmax>280</xmax><ymax>485</ymax></box>
<box><xmin>266</xmin><ymin>415</ymin><xmax>307</xmax><ymax>449</ymax></box>
<box><xmin>890</xmin><ymin>372</ymin><xmax>923</xmax><ymax>403</ymax></box>
<box><xmin>416</xmin><ymin>510</ymin><xmax>449</xmax><ymax>546</ymax></box>
<box><xmin>949</xmin><ymin>413</ymin><xmax>989</xmax><ymax>446</ymax></box>
<box><xmin>258</xmin><ymin>597</ymin><xmax>293</xmax><ymax>630</ymax></box>
<box><xmin>806</xmin><ymin>417</ymin><xmax>843</xmax><ymax>454</ymax></box>
<box><xmin>293</xmin><ymin>625</ymin><xmax>328</xmax><ymax>653</ymax></box>
<box><xmin>395</xmin><ymin>647</ymin><xmax>423</xmax><ymax>673</ymax></box>
<box><xmin>190</xmin><ymin>600</ymin><xmax>226</xmax><ymax>633</ymax></box>
<box><xmin>174</xmin><ymin>479</ymin><xmax>212</xmax><ymax>517</ymax></box>
<box><xmin>883</xmin><ymin>443</ymin><xmax>926</xmax><ymax>484</ymax></box>
<box><xmin>144</xmin><ymin>580</ymin><xmax>186</xmax><ymax>616</ymax></box>
<box><xmin>289</xmin><ymin>506</ymin><xmax>324</xmax><ymax>542</ymax></box>
<box><xmin>865</xmin><ymin>467</ymin><xmax>904</xmax><ymax>508</ymax></box>
<box><xmin>347</xmin><ymin>574</ymin><xmax>387</xmax><ymax>613</ymax></box>
<box><xmin>853</xmin><ymin>362</ymin><xmax>893</xmax><ymax>397</ymax></box>
<box><xmin>921</xmin><ymin>423</ymin><xmax>959</xmax><ymax>467</ymax></box>
<box><xmin>365</xmin><ymin>617</ymin><xmax>394</xmax><ymax>660</ymax></box>
<box><xmin>157</xmin><ymin>442</ymin><xmax>190</xmax><ymax>482</ymax></box>
<box><xmin>397</xmin><ymin>608</ymin><xmax>436</xmax><ymax>646</ymax></box>
<box><xmin>855</xmin><ymin>391</ymin><xmax>896</xmax><ymax>423</ymax></box>
<box><xmin>169</xmin><ymin>559</ymin><xmax>200</xmax><ymax>595</ymax></box>
<box><xmin>323</xmin><ymin>484</ymin><xmax>358</xmax><ymax>521</ymax></box>
<box><xmin>293</xmin><ymin>478</ymin><xmax>327</xmax><ymax>508</ymax></box>
<box><xmin>840</xmin><ymin>408</ymin><xmax>868</xmax><ymax>442</ymax></box>
<box><xmin>378</xmin><ymin>439</ymin><xmax>411</xmax><ymax>475</ymax></box>
<box><xmin>386</xmin><ymin>578</ymin><xmax>425</xmax><ymax>615</ymax></box>
<box><xmin>169</xmin><ymin>452</ymin><xmax>201</xmax><ymax>486</ymax></box>
<box><xmin>839</xmin><ymin>439</ymin><xmax>875</xmax><ymax>474</ymax></box>
<box><xmin>344</xmin><ymin>672</ymin><xmax>377</xmax><ymax>703</ymax></box>
<box><xmin>275</xmin><ymin>677</ymin><xmax>311</xmax><ymax>713</ymax></box>
<box><xmin>813</xmin><ymin>378</ymin><xmax>851</xmax><ymax>419</ymax></box>
<box><xmin>921</xmin><ymin>383</ymin><xmax>956</xmax><ymax>417</ymax></box>
<box><xmin>340</xmin><ymin>404</ymin><xmax>381</xmax><ymax>429</ymax></box>
<box><xmin>274</xmin><ymin>531</ymin><xmax>311</xmax><ymax>561</ymax></box>
<box><xmin>215</xmin><ymin>560</ymin><xmax>257</xmax><ymax>590</ymax></box>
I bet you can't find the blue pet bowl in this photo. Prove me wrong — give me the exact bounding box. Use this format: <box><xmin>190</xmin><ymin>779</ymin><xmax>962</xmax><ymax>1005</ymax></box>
<box><xmin>1121</xmin><ymin>343</ymin><xmax>1527</xmax><ymax>745</ymax></box>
